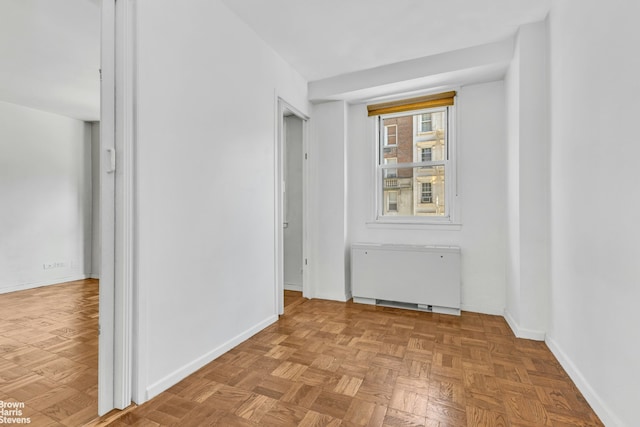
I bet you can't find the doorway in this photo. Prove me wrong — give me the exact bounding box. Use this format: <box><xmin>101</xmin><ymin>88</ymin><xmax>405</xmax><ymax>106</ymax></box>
<box><xmin>283</xmin><ymin>114</ymin><xmax>304</xmax><ymax>294</ymax></box>
<box><xmin>277</xmin><ymin>99</ymin><xmax>309</xmax><ymax>314</ymax></box>
<box><xmin>0</xmin><ymin>0</ymin><xmax>115</xmax><ymax>421</ymax></box>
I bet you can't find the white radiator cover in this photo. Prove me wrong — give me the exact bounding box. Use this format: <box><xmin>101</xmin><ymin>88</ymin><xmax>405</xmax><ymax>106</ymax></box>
<box><xmin>351</xmin><ymin>243</ymin><xmax>461</xmax><ymax>315</ymax></box>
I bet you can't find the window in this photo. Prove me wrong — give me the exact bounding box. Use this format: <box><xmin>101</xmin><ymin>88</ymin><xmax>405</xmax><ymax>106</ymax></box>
<box><xmin>387</xmin><ymin>191</ymin><xmax>398</xmax><ymax>212</ymax></box>
<box><xmin>384</xmin><ymin>157</ymin><xmax>397</xmax><ymax>178</ymax></box>
<box><xmin>421</xmin><ymin>182</ymin><xmax>433</xmax><ymax>203</ymax></box>
<box><xmin>367</xmin><ymin>90</ymin><xmax>456</xmax><ymax>223</ymax></box>
<box><xmin>419</xmin><ymin>113</ymin><xmax>432</xmax><ymax>132</ymax></box>
<box><xmin>384</xmin><ymin>124</ymin><xmax>397</xmax><ymax>146</ymax></box>
<box><xmin>421</xmin><ymin>147</ymin><xmax>432</xmax><ymax>162</ymax></box>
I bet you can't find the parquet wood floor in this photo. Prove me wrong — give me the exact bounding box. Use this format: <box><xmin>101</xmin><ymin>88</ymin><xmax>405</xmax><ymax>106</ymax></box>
<box><xmin>103</xmin><ymin>295</ymin><xmax>603</xmax><ymax>426</ymax></box>
<box><xmin>284</xmin><ymin>290</ymin><xmax>307</xmax><ymax>311</ymax></box>
<box><xmin>0</xmin><ymin>279</ymin><xmax>99</xmax><ymax>426</ymax></box>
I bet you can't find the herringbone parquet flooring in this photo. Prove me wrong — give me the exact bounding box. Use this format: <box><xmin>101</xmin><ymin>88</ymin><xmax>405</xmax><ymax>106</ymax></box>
<box><xmin>103</xmin><ymin>293</ymin><xmax>603</xmax><ymax>426</ymax></box>
<box><xmin>0</xmin><ymin>279</ymin><xmax>99</xmax><ymax>426</ymax></box>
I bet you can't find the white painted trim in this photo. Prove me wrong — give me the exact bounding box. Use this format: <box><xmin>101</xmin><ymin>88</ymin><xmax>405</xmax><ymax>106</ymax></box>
<box><xmin>274</xmin><ymin>93</ymin><xmax>281</xmax><ymax>315</ymax></box>
<box><xmin>546</xmin><ymin>336</ymin><xmax>624</xmax><ymax>427</ymax></box>
<box><xmin>98</xmin><ymin>0</ymin><xmax>116</xmax><ymax>416</ymax></box>
<box><xmin>113</xmin><ymin>0</ymin><xmax>135</xmax><ymax>410</ymax></box>
<box><xmin>313</xmin><ymin>291</ymin><xmax>351</xmax><ymax>302</ymax></box>
<box><xmin>353</xmin><ymin>297</ymin><xmax>376</xmax><ymax>305</ymax></box>
<box><xmin>432</xmin><ymin>306</ymin><xmax>461</xmax><ymax>316</ymax></box>
<box><xmin>130</xmin><ymin>0</ymin><xmax>145</xmax><ymax>406</ymax></box>
<box><xmin>301</xmin><ymin>113</ymin><xmax>311</xmax><ymax>301</ymax></box>
<box><xmin>284</xmin><ymin>284</ymin><xmax>302</xmax><ymax>292</ymax></box>
<box><xmin>99</xmin><ymin>0</ymin><xmax>135</xmax><ymax>414</ymax></box>
<box><xmin>0</xmin><ymin>275</ymin><xmax>92</xmax><ymax>295</ymax></box>
<box><xmin>366</xmin><ymin>221</ymin><xmax>462</xmax><ymax>231</ymax></box>
<box><xmin>371</xmin><ymin>101</ymin><xmax>459</xmax><ymax>226</ymax></box>
<box><xmin>504</xmin><ymin>309</ymin><xmax>546</xmax><ymax>341</ymax></box>
<box><xmin>145</xmin><ymin>315</ymin><xmax>278</xmax><ymax>400</ymax></box>
<box><xmin>459</xmin><ymin>304</ymin><xmax>504</xmax><ymax>317</ymax></box>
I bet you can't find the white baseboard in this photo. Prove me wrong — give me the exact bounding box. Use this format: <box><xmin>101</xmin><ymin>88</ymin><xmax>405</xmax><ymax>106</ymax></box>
<box><xmin>353</xmin><ymin>297</ymin><xmax>376</xmax><ymax>305</ymax></box>
<box><xmin>546</xmin><ymin>336</ymin><xmax>624</xmax><ymax>427</ymax></box>
<box><xmin>312</xmin><ymin>291</ymin><xmax>351</xmax><ymax>302</ymax></box>
<box><xmin>284</xmin><ymin>283</ymin><xmax>302</xmax><ymax>292</ymax></box>
<box><xmin>503</xmin><ymin>309</ymin><xmax>546</xmax><ymax>341</ymax></box>
<box><xmin>460</xmin><ymin>303</ymin><xmax>504</xmax><ymax>316</ymax></box>
<box><xmin>145</xmin><ymin>315</ymin><xmax>278</xmax><ymax>401</ymax></box>
<box><xmin>0</xmin><ymin>274</ymin><xmax>91</xmax><ymax>294</ymax></box>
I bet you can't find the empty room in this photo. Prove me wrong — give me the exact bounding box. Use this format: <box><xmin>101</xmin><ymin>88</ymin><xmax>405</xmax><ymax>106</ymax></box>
<box><xmin>2</xmin><ymin>0</ymin><xmax>639</xmax><ymax>426</ymax></box>
<box><xmin>0</xmin><ymin>0</ymin><xmax>102</xmax><ymax>424</ymax></box>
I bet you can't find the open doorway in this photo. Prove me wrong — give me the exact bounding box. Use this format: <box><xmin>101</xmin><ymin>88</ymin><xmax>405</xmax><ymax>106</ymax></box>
<box><xmin>283</xmin><ymin>114</ymin><xmax>304</xmax><ymax>294</ymax></box>
<box><xmin>277</xmin><ymin>100</ymin><xmax>309</xmax><ymax>314</ymax></box>
<box><xmin>0</xmin><ymin>0</ymin><xmax>109</xmax><ymax>423</ymax></box>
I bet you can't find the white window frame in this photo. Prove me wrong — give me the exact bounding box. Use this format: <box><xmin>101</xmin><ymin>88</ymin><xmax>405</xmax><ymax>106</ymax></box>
<box><xmin>373</xmin><ymin>105</ymin><xmax>457</xmax><ymax>225</ymax></box>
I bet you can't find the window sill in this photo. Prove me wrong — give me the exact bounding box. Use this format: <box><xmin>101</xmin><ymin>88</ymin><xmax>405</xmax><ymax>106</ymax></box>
<box><xmin>366</xmin><ymin>220</ymin><xmax>462</xmax><ymax>231</ymax></box>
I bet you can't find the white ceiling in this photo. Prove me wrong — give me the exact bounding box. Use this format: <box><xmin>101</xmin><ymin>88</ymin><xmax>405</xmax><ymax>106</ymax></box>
<box><xmin>221</xmin><ymin>0</ymin><xmax>551</xmax><ymax>82</ymax></box>
<box><xmin>0</xmin><ymin>1</ymin><xmax>550</xmax><ymax>121</ymax></box>
<box><xmin>0</xmin><ymin>0</ymin><xmax>100</xmax><ymax>121</ymax></box>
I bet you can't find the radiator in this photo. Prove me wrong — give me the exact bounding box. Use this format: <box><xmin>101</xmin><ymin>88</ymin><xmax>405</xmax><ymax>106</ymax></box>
<box><xmin>351</xmin><ymin>243</ymin><xmax>461</xmax><ymax>315</ymax></box>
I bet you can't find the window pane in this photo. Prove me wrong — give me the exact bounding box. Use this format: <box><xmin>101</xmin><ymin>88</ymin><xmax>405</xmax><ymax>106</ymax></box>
<box><xmin>384</xmin><ymin>158</ymin><xmax>397</xmax><ymax>178</ymax></box>
<box><xmin>382</xmin><ymin>166</ymin><xmax>445</xmax><ymax>216</ymax></box>
<box><xmin>381</xmin><ymin>111</ymin><xmax>446</xmax><ymax>165</ymax></box>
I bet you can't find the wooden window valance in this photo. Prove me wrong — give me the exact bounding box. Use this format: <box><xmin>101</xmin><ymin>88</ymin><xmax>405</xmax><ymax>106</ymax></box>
<box><xmin>367</xmin><ymin>91</ymin><xmax>456</xmax><ymax>117</ymax></box>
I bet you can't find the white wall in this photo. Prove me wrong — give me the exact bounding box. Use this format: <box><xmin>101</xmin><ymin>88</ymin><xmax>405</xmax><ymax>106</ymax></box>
<box><xmin>134</xmin><ymin>0</ymin><xmax>308</xmax><ymax>401</ymax></box>
<box><xmin>0</xmin><ymin>100</ymin><xmax>93</xmax><ymax>293</ymax></box>
<box><xmin>504</xmin><ymin>21</ymin><xmax>550</xmax><ymax>340</ymax></box>
<box><xmin>546</xmin><ymin>1</ymin><xmax>640</xmax><ymax>426</ymax></box>
<box><xmin>346</xmin><ymin>81</ymin><xmax>507</xmax><ymax>315</ymax></box>
<box><xmin>283</xmin><ymin>115</ymin><xmax>303</xmax><ymax>290</ymax></box>
<box><xmin>308</xmin><ymin>100</ymin><xmax>350</xmax><ymax>301</ymax></box>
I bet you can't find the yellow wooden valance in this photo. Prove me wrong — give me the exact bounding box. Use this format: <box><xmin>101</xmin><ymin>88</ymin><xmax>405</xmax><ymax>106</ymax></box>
<box><xmin>367</xmin><ymin>91</ymin><xmax>456</xmax><ymax>117</ymax></box>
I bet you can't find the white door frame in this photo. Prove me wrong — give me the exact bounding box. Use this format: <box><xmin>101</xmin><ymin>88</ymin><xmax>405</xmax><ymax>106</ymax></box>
<box><xmin>99</xmin><ymin>0</ymin><xmax>135</xmax><ymax>415</ymax></box>
<box><xmin>98</xmin><ymin>0</ymin><xmax>116</xmax><ymax>414</ymax></box>
<box><xmin>275</xmin><ymin>98</ymin><xmax>310</xmax><ymax>315</ymax></box>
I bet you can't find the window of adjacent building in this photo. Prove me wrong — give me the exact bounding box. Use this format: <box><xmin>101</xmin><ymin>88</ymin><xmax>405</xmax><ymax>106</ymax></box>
<box><xmin>387</xmin><ymin>191</ymin><xmax>398</xmax><ymax>213</ymax></box>
<box><xmin>421</xmin><ymin>182</ymin><xmax>433</xmax><ymax>203</ymax></box>
<box><xmin>419</xmin><ymin>113</ymin><xmax>432</xmax><ymax>132</ymax></box>
<box><xmin>370</xmin><ymin>95</ymin><xmax>455</xmax><ymax>223</ymax></box>
<box><xmin>384</xmin><ymin>157</ymin><xmax>397</xmax><ymax>178</ymax></box>
<box><xmin>421</xmin><ymin>147</ymin><xmax>432</xmax><ymax>162</ymax></box>
<box><xmin>384</xmin><ymin>124</ymin><xmax>397</xmax><ymax>146</ymax></box>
